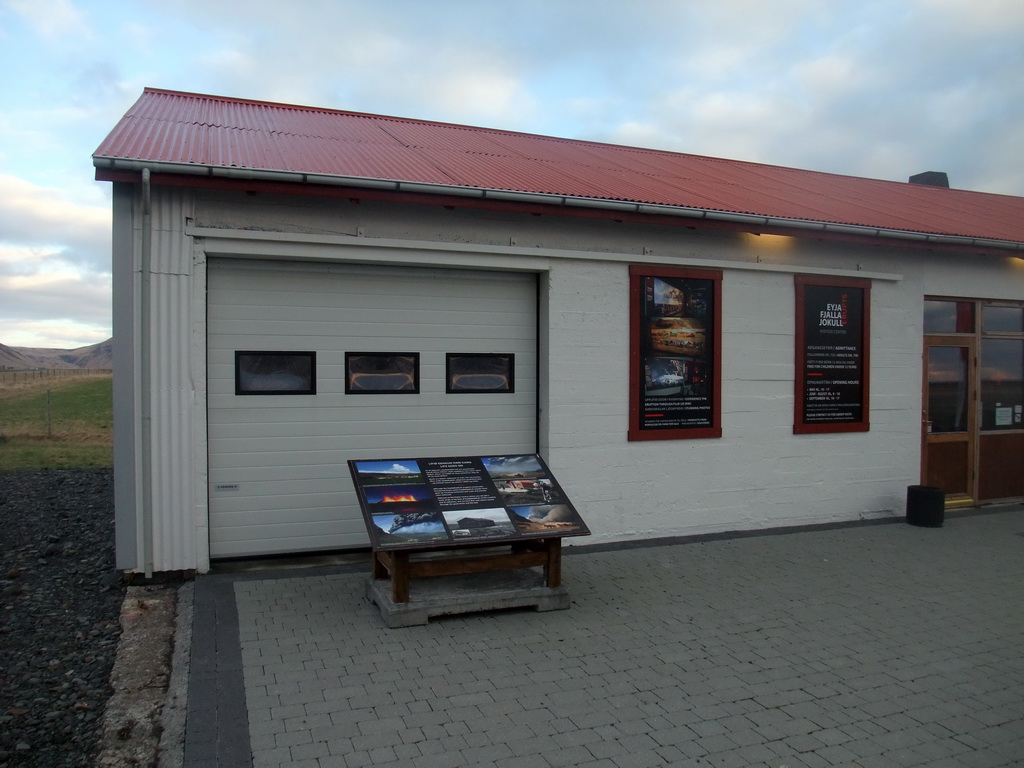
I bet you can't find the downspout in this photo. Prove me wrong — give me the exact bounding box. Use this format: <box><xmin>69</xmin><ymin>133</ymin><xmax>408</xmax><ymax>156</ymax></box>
<box><xmin>140</xmin><ymin>169</ymin><xmax>154</xmax><ymax>577</ymax></box>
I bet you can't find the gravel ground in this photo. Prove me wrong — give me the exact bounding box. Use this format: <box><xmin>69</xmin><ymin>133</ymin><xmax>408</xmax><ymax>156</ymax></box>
<box><xmin>0</xmin><ymin>469</ymin><xmax>125</xmax><ymax>768</ymax></box>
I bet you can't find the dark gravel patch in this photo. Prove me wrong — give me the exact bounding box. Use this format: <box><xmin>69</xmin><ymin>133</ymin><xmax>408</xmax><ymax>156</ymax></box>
<box><xmin>0</xmin><ymin>469</ymin><xmax>124</xmax><ymax>768</ymax></box>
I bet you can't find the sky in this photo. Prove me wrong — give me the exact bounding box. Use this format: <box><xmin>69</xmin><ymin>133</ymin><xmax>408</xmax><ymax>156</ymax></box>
<box><xmin>1</xmin><ymin>0</ymin><xmax>1023</xmax><ymax>349</ymax></box>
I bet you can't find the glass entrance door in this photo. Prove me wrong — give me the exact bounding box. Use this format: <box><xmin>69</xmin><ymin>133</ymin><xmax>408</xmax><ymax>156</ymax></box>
<box><xmin>923</xmin><ymin>337</ymin><xmax>976</xmax><ymax>502</ymax></box>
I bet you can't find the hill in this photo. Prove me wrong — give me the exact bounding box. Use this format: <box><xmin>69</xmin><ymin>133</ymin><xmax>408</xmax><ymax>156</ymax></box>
<box><xmin>0</xmin><ymin>338</ymin><xmax>113</xmax><ymax>370</ymax></box>
<box><xmin>0</xmin><ymin>343</ymin><xmax>35</xmax><ymax>370</ymax></box>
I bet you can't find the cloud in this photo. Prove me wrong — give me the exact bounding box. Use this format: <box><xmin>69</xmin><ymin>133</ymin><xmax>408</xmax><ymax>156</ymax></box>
<box><xmin>0</xmin><ymin>253</ymin><xmax>111</xmax><ymax>348</ymax></box>
<box><xmin>916</xmin><ymin>0</ymin><xmax>1024</xmax><ymax>33</ymax></box>
<box><xmin>0</xmin><ymin>245</ymin><xmax>110</xmax><ymax>316</ymax></box>
<box><xmin>349</xmin><ymin>55</ymin><xmax>537</xmax><ymax>130</ymax></box>
<box><xmin>176</xmin><ymin>3</ymin><xmax>537</xmax><ymax>129</ymax></box>
<box><xmin>0</xmin><ymin>244</ymin><xmax>68</xmax><ymax>277</ymax></box>
<box><xmin>3</xmin><ymin>0</ymin><xmax>91</xmax><ymax>41</ymax></box>
<box><xmin>0</xmin><ymin>175</ymin><xmax>110</xmax><ymax>270</ymax></box>
<box><xmin>588</xmin><ymin>1</ymin><xmax>1024</xmax><ymax>193</ymax></box>
<box><xmin>0</xmin><ymin>319</ymin><xmax>109</xmax><ymax>350</ymax></box>
<box><xmin>0</xmin><ymin>174</ymin><xmax>111</xmax><ymax>347</ymax></box>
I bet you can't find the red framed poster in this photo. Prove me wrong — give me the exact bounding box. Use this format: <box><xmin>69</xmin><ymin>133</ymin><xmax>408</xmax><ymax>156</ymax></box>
<box><xmin>794</xmin><ymin>275</ymin><xmax>871</xmax><ymax>434</ymax></box>
<box><xmin>629</xmin><ymin>265</ymin><xmax>722</xmax><ymax>441</ymax></box>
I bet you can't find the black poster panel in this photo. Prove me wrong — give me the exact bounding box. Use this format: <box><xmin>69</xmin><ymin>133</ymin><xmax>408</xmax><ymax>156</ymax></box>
<box><xmin>348</xmin><ymin>454</ymin><xmax>590</xmax><ymax>551</ymax></box>
<box><xmin>795</xmin><ymin>277</ymin><xmax>871</xmax><ymax>433</ymax></box>
<box><xmin>629</xmin><ymin>266</ymin><xmax>722</xmax><ymax>440</ymax></box>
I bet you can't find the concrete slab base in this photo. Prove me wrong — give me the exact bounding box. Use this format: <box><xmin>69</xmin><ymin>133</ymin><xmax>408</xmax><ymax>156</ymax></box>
<box><xmin>365</xmin><ymin>568</ymin><xmax>570</xmax><ymax>627</ymax></box>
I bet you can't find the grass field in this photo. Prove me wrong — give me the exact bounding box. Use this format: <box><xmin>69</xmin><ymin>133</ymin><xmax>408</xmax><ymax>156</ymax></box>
<box><xmin>0</xmin><ymin>372</ymin><xmax>113</xmax><ymax>471</ymax></box>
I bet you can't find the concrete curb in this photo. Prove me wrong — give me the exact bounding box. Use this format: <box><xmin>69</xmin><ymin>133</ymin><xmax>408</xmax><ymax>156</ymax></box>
<box><xmin>157</xmin><ymin>582</ymin><xmax>193</xmax><ymax>768</ymax></box>
<box><xmin>96</xmin><ymin>585</ymin><xmax>176</xmax><ymax>767</ymax></box>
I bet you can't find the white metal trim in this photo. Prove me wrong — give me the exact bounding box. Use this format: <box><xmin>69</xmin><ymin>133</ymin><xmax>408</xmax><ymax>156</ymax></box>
<box><xmin>187</xmin><ymin>225</ymin><xmax>902</xmax><ymax>282</ymax></box>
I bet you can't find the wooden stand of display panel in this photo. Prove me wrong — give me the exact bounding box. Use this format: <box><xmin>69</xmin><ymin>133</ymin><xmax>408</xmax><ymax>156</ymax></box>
<box><xmin>366</xmin><ymin>538</ymin><xmax>569</xmax><ymax>627</ymax></box>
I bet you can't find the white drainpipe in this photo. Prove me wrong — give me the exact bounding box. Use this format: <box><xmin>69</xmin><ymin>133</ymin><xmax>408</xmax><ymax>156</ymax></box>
<box><xmin>140</xmin><ymin>168</ymin><xmax>154</xmax><ymax>578</ymax></box>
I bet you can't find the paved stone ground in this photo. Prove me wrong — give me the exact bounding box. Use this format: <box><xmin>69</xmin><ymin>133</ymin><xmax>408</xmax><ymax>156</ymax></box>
<box><xmin>182</xmin><ymin>508</ymin><xmax>1024</xmax><ymax>768</ymax></box>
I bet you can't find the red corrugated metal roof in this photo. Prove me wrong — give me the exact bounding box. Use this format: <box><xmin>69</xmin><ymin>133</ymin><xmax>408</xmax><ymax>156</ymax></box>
<box><xmin>94</xmin><ymin>88</ymin><xmax>1024</xmax><ymax>247</ymax></box>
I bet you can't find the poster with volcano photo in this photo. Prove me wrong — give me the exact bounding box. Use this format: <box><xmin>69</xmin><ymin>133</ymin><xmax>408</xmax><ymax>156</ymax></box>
<box><xmin>349</xmin><ymin>454</ymin><xmax>590</xmax><ymax>550</ymax></box>
<box><xmin>364</xmin><ymin>484</ymin><xmax>449</xmax><ymax>546</ymax></box>
<box><xmin>363</xmin><ymin>484</ymin><xmax>435</xmax><ymax>515</ymax></box>
<box><xmin>508</xmin><ymin>504</ymin><xmax>588</xmax><ymax>537</ymax></box>
<box><xmin>369</xmin><ymin>511</ymin><xmax>449</xmax><ymax>547</ymax></box>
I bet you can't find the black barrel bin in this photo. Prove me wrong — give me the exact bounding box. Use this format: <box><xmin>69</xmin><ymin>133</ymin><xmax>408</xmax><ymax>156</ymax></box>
<box><xmin>906</xmin><ymin>485</ymin><xmax>945</xmax><ymax>527</ymax></box>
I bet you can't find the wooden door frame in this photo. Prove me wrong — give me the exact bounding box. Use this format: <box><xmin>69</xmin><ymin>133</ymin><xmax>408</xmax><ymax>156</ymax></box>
<box><xmin>921</xmin><ymin>335</ymin><xmax>977</xmax><ymax>504</ymax></box>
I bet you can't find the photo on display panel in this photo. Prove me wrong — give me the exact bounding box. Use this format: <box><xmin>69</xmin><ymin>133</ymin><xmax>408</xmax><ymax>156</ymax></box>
<box><xmin>369</xmin><ymin>511</ymin><xmax>449</xmax><ymax>546</ymax></box>
<box><xmin>493</xmin><ymin>477</ymin><xmax>563</xmax><ymax>506</ymax></box>
<box><xmin>480</xmin><ymin>454</ymin><xmax>546</xmax><ymax>478</ymax></box>
<box><xmin>442</xmin><ymin>508</ymin><xmax>519</xmax><ymax>540</ymax></box>
<box><xmin>507</xmin><ymin>504</ymin><xmax>589</xmax><ymax>537</ymax></box>
<box><xmin>353</xmin><ymin>460</ymin><xmax>426</xmax><ymax>486</ymax></box>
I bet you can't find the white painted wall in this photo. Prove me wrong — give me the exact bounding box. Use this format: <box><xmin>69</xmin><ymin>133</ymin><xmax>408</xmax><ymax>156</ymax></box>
<box><xmin>112</xmin><ymin>185</ymin><xmax>203</xmax><ymax>573</ymax></box>
<box><xmin>112</xmin><ymin>186</ymin><xmax>1022</xmax><ymax>572</ymax></box>
<box><xmin>542</xmin><ymin>259</ymin><xmax>920</xmax><ymax>548</ymax></box>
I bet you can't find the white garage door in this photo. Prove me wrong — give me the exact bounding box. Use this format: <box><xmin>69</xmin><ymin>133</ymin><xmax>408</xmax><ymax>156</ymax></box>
<box><xmin>207</xmin><ymin>259</ymin><xmax>538</xmax><ymax>558</ymax></box>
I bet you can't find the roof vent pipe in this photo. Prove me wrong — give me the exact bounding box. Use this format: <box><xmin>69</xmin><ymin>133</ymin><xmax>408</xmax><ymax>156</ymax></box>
<box><xmin>909</xmin><ymin>171</ymin><xmax>949</xmax><ymax>188</ymax></box>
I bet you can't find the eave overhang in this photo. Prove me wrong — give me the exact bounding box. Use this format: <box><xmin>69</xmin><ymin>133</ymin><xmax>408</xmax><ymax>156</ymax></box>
<box><xmin>93</xmin><ymin>157</ymin><xmax>1024</xmax><ymax>258</ymax></box>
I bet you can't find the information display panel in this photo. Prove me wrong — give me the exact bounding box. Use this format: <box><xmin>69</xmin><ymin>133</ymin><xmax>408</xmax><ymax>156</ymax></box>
<box><xmin>794</xmin><ymin>275</ymin><xmax>871</xmax><ymax>434</ymax></box>
<box><xmin>349</xmin><ymin>454</ymin><xmax>590</xmax><ymax>551</ymax></box>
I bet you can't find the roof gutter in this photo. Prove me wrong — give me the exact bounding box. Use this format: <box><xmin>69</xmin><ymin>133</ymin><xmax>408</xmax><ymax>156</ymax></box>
<box><xmin>93</xmin><ymin>157</ymin><xmax>1024</xmax><ymax>255</ymax></box>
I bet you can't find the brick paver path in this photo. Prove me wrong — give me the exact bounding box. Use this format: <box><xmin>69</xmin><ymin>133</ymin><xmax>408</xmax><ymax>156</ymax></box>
<box><xmin>186</xmin><ymin>508</ymin><xmax>1024</xmax><ymax>768</ymax></box>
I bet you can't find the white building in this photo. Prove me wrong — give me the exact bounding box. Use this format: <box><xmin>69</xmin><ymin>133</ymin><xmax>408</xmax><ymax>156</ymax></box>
<box><xmin>95</xmin><ymin>89</ymin><xmax>1024</xmax><ymax>574</ymax></box>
